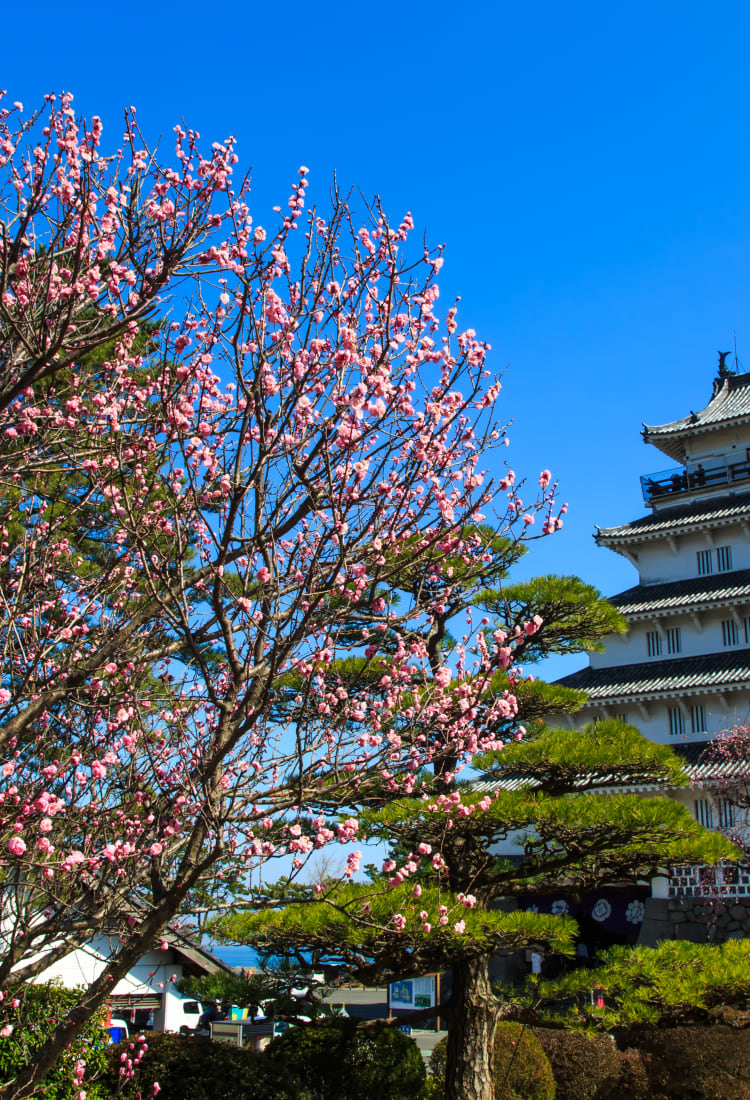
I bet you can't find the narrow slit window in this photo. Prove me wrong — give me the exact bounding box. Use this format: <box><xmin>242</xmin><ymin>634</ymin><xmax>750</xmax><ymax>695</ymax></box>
<box><xmin>668</xmin><ymin>707</ymin><xmax>685</xmax><ymax>737</ymax></box>
<box><xmin>666</xmin><ymin>627</ymin><xmax>681</xmax><ymax>654</ymax></box>
<box><xmin>695</xmin><ymin>799</ymin><xmax>714</xmax><ymax>828</ymax></box>
<box><xmin>647</xmin><ymin>630</ymin><xmax>662</xmax><ymax>657</ymax></box>
<box><xmin>722</xmin><ymin>619</ymin><xmax>740</xmax><ymax>647</ymax></box>
<box><xmin>697</xmin><ymin>549</ymin><xmax>713</xmax><ymax>576</ymax></box>
<box><xmin>718</xmin><ymin>799</ymin><xmax>736</xmax><ymax>830</ymax></box>
<box><xmin>717</xmin><ymin>545</ymin><xmax>733</xmax><ymax>572</ymax></box>
<box><xmin>690</xmin><ymin>705</ymin><xmax>707</xmax><ymax>733</ymax></box>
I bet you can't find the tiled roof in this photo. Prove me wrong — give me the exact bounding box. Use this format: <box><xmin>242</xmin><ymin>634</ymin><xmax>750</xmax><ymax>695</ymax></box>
<box><xmin>609</xmin><ymin>569</ymin><xmax>750</xmax><ymax>617</ymax></box>
<box><xmin>595</xmin><ymin>491</ymin><xmax>750</xmax><ymax>544</ymax></box>
<box><xmin>643</xmin><ymin>372</ymin><xmax>750</xmax><ymax>461</ymax></box>
<box><xmin>556</xmin><ymin>649</ymin><xmax>750</xmax><ymax>702</ymax></box>
<box><xmin>672</xmin><ymin>741</ymin><xmax>750</xmax><ymax>784</ymax></box>
<box><xmin>471</xmin><ymin>741</ymin><xmax>747</xmax><ymax>794</ymax></box>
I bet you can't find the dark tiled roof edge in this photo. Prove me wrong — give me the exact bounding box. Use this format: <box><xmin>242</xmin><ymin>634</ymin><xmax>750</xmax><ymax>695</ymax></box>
<box><xmin>609</xmin><ymin>568</ymin><xmax>750</xmax><ymax>614</ymax></box>
<box><xmin>596</xmin><ymin>491</ymin><xmax>750</xmax><ymax>542</ymax></box>
<box><xmin>556</xmin><ymin>649</ymin><xmax>750</xmax><ymax>700</ymax></box>
<box><xmin>643</xmin><ymin>373</ymin><xmax>750</xmax><ymax>438</ymax></box>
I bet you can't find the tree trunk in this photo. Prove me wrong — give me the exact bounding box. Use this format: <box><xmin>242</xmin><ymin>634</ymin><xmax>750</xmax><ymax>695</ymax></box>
<box><xmin>445</xmin><ymin>955</ymin><xmax>499</xmax><ymax>1100</ymax></box>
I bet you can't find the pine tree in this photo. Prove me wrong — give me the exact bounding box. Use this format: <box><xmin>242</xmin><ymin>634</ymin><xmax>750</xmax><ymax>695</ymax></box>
<box><xmin>215</xmin><ymin>552</ymin><xmax>739</xmax><ymax>1100</ymax></box>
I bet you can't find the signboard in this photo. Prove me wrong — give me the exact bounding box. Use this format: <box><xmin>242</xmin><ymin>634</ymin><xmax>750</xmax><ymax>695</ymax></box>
<box><xmin>389</xmin><ymin>975</ymin><xmax>436</xmax><ymax>1010</ymax></box>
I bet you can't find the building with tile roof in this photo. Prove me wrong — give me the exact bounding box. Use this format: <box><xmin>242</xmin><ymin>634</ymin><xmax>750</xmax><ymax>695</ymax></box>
<box><xmin>554</xmin><ymin>357</ymin><xmax>750</xmax><ymax>919</ymax></box>
<box><xmin>478</xmin><ymin>361</ymin><xmax>750</xmax><ymax>953</ymax></box>
<box><xmin>560</xmin><ymin>360</ymin><xmax>750</xmax><ymax>754</ymax></box>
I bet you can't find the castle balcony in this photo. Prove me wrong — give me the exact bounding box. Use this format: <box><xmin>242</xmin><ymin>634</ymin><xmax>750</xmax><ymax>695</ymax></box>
<box><xmin>641</xmin><ymin>456</ymin><xmax>750</xmax><ymax>505</ymax></box>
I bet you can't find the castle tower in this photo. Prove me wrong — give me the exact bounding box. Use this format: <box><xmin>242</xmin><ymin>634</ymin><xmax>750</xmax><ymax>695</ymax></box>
<box><xmin>558</xmin><ymin>357</ymin><xmax>750</xmax><ymax>910</ymax></box>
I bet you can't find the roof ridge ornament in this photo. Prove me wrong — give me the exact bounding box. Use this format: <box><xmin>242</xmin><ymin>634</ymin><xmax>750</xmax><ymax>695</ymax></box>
<box><xmin>713</xmin><ymin>349</ymin><xmax>734</xmax><ymax>396</ymax></box>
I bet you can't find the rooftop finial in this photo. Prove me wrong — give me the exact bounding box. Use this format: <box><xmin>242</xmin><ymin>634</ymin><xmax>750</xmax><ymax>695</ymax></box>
<box><xmin>713</xmin><ymin>349</ymin><xmax>734</xmax><ymax>395</ymax></box>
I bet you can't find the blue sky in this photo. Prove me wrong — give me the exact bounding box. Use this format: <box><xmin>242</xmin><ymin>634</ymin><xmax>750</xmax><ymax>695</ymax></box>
<box><xmin>5</xmin><ymin>0</ymin><xmax>750</xmax><ymax>682</ymax></box>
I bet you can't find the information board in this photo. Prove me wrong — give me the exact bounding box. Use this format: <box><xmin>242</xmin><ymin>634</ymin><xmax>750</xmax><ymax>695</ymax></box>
<box><xmin>389</xmin><ymin>975</ymin><xmax>436</xmax><ymax>1010</ymax></box>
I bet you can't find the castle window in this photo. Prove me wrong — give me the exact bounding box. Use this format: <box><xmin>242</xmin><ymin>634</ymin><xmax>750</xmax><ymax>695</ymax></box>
<box><xmin>668</xmin><ymin>707</ymin><xmax>685</xmax><ymax>736</ymax></box>
<box><xmin>666</xmin><ymin>627</ymin><xmax>681</xmax><ymax>654</ymax></box>
<box><xmin>695</xmin><ymin>799</ymin><xmax>714</xmax><ymax>828</ymax></box>
<box><xmin>717</xmin><ymin>545</ymin><xmax>733</xmax><ymax>571</ymax></box>
<box><xmin>647</xmin><ymin>630</ymin><xmax>662</xmax><ymax>657</ymax></box>
<box><xmin>718</xmin><ymin>799</ymin><xmax>736</xmax><ymax>830</ymax></box>
<box><xmin>722</xmin><ymin>619</ymin><xmax>740</xmax><ymax>647</ymax></box>
<box><xmin>697</xmin><ymin>549</ymin><xmax>713</xmax><ymax>576</ymax></box>
<box><xmin>690</xmin><ymin>705</ymin><xmax>707</xmax><ymax>733</ymax></box>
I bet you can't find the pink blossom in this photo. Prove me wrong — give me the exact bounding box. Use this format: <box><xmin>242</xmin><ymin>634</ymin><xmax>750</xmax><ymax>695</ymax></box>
<box><xmin>7</xmin><ymin>837</ymin><xmax>26</xmax><ymax>856</ymax></box>
<box><xmin>433</xmin><ymin>666</ymin><xmax>452</xmax><ymax>688</ymax></box>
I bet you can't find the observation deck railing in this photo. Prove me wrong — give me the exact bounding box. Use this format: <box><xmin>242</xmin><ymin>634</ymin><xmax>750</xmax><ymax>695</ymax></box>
<box><xmin>641</xmin><ymin>457</ymin><xmax>750</xmax><ymax>504</ymax></box>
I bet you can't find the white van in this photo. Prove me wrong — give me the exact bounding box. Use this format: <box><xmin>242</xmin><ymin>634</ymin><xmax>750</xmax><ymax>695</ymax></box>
<box><xmin>160</xmin><ymin>993</ymin><xmax>204</xmax><ymax>1033</ymax></box>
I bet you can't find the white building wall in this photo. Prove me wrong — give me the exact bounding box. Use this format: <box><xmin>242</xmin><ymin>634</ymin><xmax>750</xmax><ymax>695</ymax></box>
<box><xmin>29</xmin><ymin>939</ymin><xmax>204</xmax><ymax>1033</ymax></box>
<box><xmin>622</xmin><ymin>527</ymin><xmax>750</xmax><ymax>588</ymax></box>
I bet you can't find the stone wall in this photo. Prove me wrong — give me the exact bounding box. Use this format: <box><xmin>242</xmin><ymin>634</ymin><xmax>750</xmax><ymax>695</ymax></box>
<box><xmin>638</xmin><ymin>896</ymin><xmax>750</xmax><ymax>946</ymax></box>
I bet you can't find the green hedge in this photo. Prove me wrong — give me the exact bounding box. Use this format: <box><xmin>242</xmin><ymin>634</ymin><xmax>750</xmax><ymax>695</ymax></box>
<box><xmin>105</xmin><ymin>1023</ymin><xmax>426</xmax><ymax>1100</ymax></box>
<box><xmin>613</xmin><ymin>1025</ymin><xmax>750</xmax><ymax>1100</ymax></box>
<box><xmin>263</xmin><ymin>1022</ymin><xmax>427</xmax><ymax>1100</ymax></box>
<box><xmin>533</xmin><ymin>1028</ymin><xmax>621</xmax><ymax>1100</ymax></box>
<box><xmin>103</xmin><ymin>1032</ymin><xmax>284</xmax><ymax>1100</ymax></box>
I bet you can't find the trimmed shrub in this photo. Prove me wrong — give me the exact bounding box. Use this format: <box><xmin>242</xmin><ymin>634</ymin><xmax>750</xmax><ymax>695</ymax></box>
<box><xmin>0</xmin><ymin>983</ymin><xmax>109</xmax><ymax>1100</ymax></box>
<box><xmin>103</xmin><ymin>1031</ymin><xmax>289</xmax><ymax>1100</ymax></box>
<box><xmin>428</xmin><ymin>1024</ymin><xmax>555</xmax><ymax>1100</ymax></box>
<box><xmin>613</xmin><ymin>1025</ymin><xmax>750</xmax><ymax>1100</ymax></box>
<box><xmin>493</xmin><ymin>1023</ymin><xmax>556</xmax><ymax>1100</ymax></box>
<box><xmin>609</xmin><ymin>1048</ymin><xmax>650</xmax><ymax>1099</ymax></box>
<box><xmin>263</xmin><ymin>1022</ymin><xmax>427</xmax><ymax>1100</ymax></box>
<box><xmin>533</xmin><ymin>1028</ymin><xmax>620</xmax><ymax>1100</ymax></box>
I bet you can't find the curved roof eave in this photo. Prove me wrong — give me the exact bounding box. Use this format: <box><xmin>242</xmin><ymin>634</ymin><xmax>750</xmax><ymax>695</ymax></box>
<box><xmin>641</xmin><ymin>372</ymin><xmax>750</xmax><ymax>461</ymax></box>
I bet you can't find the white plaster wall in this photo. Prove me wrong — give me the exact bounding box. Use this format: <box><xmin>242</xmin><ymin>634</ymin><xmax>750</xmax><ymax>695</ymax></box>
<box><xmin>28</xmin><ymin>940</ymin><xmax>204</xmax><ymax>1033</ymax></box>
<box><xmin>629</xmin><ymin>526</ymin><xmax>750</xmax><ymax>587</ymax></box>
<box><xmin>684</xmin><ymin>426</ymin><xmax>750</xmax><ymax>464</ymax></box>
<box><xmin>571</xmin><ymin>693</ymin><xmax>750</xmax><ymax>744</ymax></box>
<box><xmin>32</xmin><ymin>940</ymin><xmax>184</xmax><ymax>997</ymax></box>
<box><xmin>591</xmin><ymin>609</ymin><xmax>750</xmax><ymax>670</ymax></box>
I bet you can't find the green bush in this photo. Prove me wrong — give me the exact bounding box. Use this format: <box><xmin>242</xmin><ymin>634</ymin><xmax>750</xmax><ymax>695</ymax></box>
<box><xmin>613</xmin><ymin>1025</ymin><xmax>750</xmax><ymax>1100</ymax></box>
<box><xmin>532</xmin><ymin>1029</ymin><xmax>621</xmax><ymax>1100</ymax></box>
<box><xmin>106</xmin><ymin>1024</ymin><xmax>426</xmax><ymax>1100</ymax></box>
<box><xmin>263</xmin><ymin>1021</ymin><xmax>427</xmax><ymax>1100</ymax></box>
<box><xmin>493</xmin><ymin>1023</ymin><xmax>555</xmax><ymax>1100</ymax></box>
<box><xmin>428</xmin><ymin>1023</ymin><xmax>555</xmax><ymax>1100</ymax></box>
<box><xmin>103</xmin><ymin>1031</ymin><xmax>289</xmax><ymax>1100</ymax></box>
<box><xmin>0</xmin><ymin>982</ymin><xmax>109</xmax><ymax>1100</ymax></box>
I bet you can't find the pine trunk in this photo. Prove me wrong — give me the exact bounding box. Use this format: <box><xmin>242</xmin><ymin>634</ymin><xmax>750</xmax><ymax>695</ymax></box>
<box><xmin>445</xmin><ymin>955</ymin><xmax>499</xmax><ymax>1100</ymax></box>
